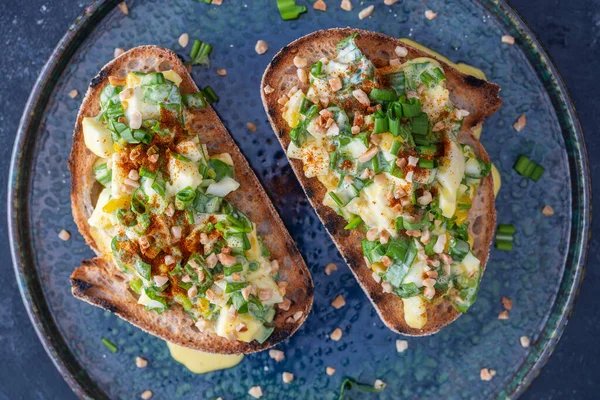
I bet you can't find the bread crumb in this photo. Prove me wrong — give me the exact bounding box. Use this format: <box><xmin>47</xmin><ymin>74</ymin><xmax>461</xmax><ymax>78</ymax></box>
<box><xmin>324</xmin><ymin>263</ymin><xmax>338</xmax><ymax>275</ymax></box>
<box><xmin>282</xmin><ymin>372</ymin><xmax>294</xmax><ymax>383</ymax></box>
<box><xmin>425</xmin><ymin>10</ymin><xmax>437</xmax><ymax>20</ymax></box>
<box><xmin>118</xmin><ymin>2</ymin><xmax>129</xmax><ymax>15</ymax></box>
<box><xmin>358</xmin><ymin>5</ymin><xmax>374</xmax><ymax>20</ymax></box>
<box><xmin>248</xmin><ymin>386</ymin><xmax>263</xmax><ymax>398</ymax></box>
<box><xmin>341</xmin><ymin>0</ymin><xmax>352</xmax><ymax>11</ymax></box>
<box><xmin>480</xmin><ymin>368</ymin><xmax>496</xmax><ymax>381</ymax></box>
<box><xmin>520</xmin><ymin>336</ymin><xmax>531</xmax><ymax>348</ymax></box>
<box><xmin>140</xmin><ymin>390</ymin><xmax>152</xmax><ymax>400</ymax></box>
<box><xmin>374</xmin><ymin>379</ymin><xmax>386</xmax><ymax>390</ymax></box>
<box><xmin>58</xmin><ymin>229</ymin><xmax>71</xmax><ymax>241</ymax></box>
<box><xmin>498</xmin><ymin>310</ymin><xmax>509</xmax><ymax>320</ymax></box>
<box><xmin>331</xmin><ymin>294</ymin><xmax>346</xmax><ymax>309</ymax></box>
<box><xmin>326</xmin><ymin>366</ymin><xmax>336</xmax><ymax>376</ymax></box>
<box><xmin>396</xmin><ymin>339</ymin><xmax>408</xmax><ymax>353</ymax></box>
<box><xmin>135</xmin><ymin>356</ymin><xmax>148</xmax><ymax>368</ymax></box>
<box><xmin>68</xmin><ymin>90</ymin><xmax>78</xmax><ymax>99</ymax></box>
<box><xmin>502</xmin><ymin>35</ymin><xmax>515</xmax><ymax>45</ymax></box>
<box><xmin>542</xmin><ymin>205</ymin><xmax>555</xmax><ymax>216</ymax></box>
<box><xmin>501</xmin><ymin>296</ymin><xmax>513</xmax><ymax>311</ymax></box>
<box><xmin>246</xmin><ymin>122</ymin><xmax>257</xmax><ymax>132</ymax></box>
<box><xmin>255</xmin><ymin>40</ymin><xmax>268</xmax><ymax>55</ymax></box>
<box><xmin>314</xmin><ymin>0</ymin><xmax>327</xmax><ymax>11</ymax></box>
<box><xmin>114</xmin><ymin>48</ymin><xmax>125</xmax><ymax>58</ymax></box>
<box><xmin>216</xmin><ymin>68</ymin><xmax>227</xmax><ymax>76</ymax></box>
<box><xmin>179</xmin><ymin>33</ymin><xmax>189</xmax><ymax>48</ymax></box>
<box><xmin>330</xmin><ymin>328</ymin><xmax>343</xmax><ymax>341</ymax></box>
<box><xmin>513</xmin><ymin>114</ymin><xmax>527</xmax><ymax>131</ymax></box>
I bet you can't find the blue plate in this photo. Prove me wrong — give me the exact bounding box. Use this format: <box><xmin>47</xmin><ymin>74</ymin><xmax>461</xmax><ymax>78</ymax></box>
<box><xmin>8</xmin><ymin>0</ymin><xmax>590</xmax><ymax>399</ymax></box>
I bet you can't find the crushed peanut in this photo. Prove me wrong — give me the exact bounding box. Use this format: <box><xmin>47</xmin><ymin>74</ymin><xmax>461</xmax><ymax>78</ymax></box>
<box><xmin>341</xmin><ymin>0</ymin><xmax>352</xmax><ymax>11</ymax></box>
<box><xmin>269</xmin><ymin>349</ymin><xmax>285</xmax><ymax>362</ymax></box>
<box><xmin>396</xmin><ymin>339</ymin><xmax>408</xmax><ymax>353</ymax></box>
<box><xmin>282</xmin><ymin>372</ymin><xmax>294</xmax><ymax>383</ymax></box>
<box><xmin>480</xmin><ymin>368</ymin><xmax>496</xmax><ymax>381</ymax></box>
<box><xmin>68</xmin><ymin>89</ymin><xmax>79</xmax><ymax>99</ymax></box>
<box><xmin>502</xmin><ymin>35</ymin><xmax>515</xmax><ymax>45</ymax></box>
<box><xmin>58</xmin><ymin>229</ymin><xmax>71</xmax><ymax>241</ymax></box>
<box><xmin>255</xmin><ymin>40</ymin><xmax>268</xmax><ymax>55</ymax></box>
<box><xmin>385</xmin><ymin>0</ymin><xmax>399</xmax><ymax>5</ymax></box>
<box><xmin>293</xmin><ymin>56</ymin><xmax>307</xmax><ymax>68</ymax></box>
<box><xmin>330</xmin><ymin>328</ymin><xmax>343</xmax><ymax>341</ymax></box>
<box><xmin>140</xmin><ymin>390</ymin><xmax>153</xmax><ymax>400</ymax></box>
<box><xmin>313</xmin><ymin>0</ymin><xmax>327</xmax><ymax>11</ymax></box>
<box><xmin>520</xmin><ymin>336</ymin><xmax>531</xmax><ymax>348</ymax></box>
<box><xmin>248</xmin><ymin>386</ymin><xmax>263</xmax><ymax>399</ymax></box>
<box><xmin>513</xmin><ymin>114</ymin><xmax>527</xmax><ymax>131</ymax></box>
<box><xmin>326</xmin><ymin>366</ymin><xmax>336</xmax><ymax>375</ymax></box>
<box><xmin>542</xmin><ymin>205</ymin><xmax>555</xmax><ymax>216</ymax></box>
<box><xmin>136</xmin><ymin>356</ymin><xmax>148</xmax><ymax>368</ymax></box>
<box><xmin>358</xmin><ymin>5</ymin><xmax>374</xmax><ymax>20</ymax></box>
<box><xmin>247</xmin><ymin>122</ymin><xmax>257</xmax><ymax>132</ymax></box>
<box><xmin>425</xmin><ymin>10</ymin><xmax>437</xmax><ymax>20</ymax></box>
<box><xmin>498</xmin><ymin>310</ymin><xmax>509</xmax><ymax>320</ymax></box>
<box><xmin>325</xmin><ymin>262</ymin><xmax>338</xmax><ymax>275</ymax></box>
<box><xmin>118</xmin><ymin>2</ymin><xmax>129</xmax><ymax>15</ymax></box>
<box><xmin>331</xmin><ymin>294</ymin><xmax>346</xmax><ymax>309</ymax></box>
<box><xmin>216</xmin><ymin>68</ymin><xmax>227</xmax><ymax>76</ymax></box>
<box><xmin>179</xmin><ymin>33</ymin><xmax>189</xmax><ymax>48</ymax></box>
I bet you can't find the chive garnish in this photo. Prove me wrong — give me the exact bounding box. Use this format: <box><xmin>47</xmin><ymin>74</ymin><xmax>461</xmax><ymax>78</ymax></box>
<box><xmin>202</xmin><ymin>86</ymin><xmax>219</xmax><ymax>104</ymax></box>
<box><xmin>276</xmin><ymin>0</ymin><xmax>307</xmax><ymax>20</ymax></box>
<box><xmin>495</xmin><ymin>224</ymin><xmax>515</xmax><ymax>251</ymax></box>
<box><xmin>514</xmin><ymin>155</ymin><xmax>544</xmax><ymax>182</ymax></box>
<box><xmin>102</xmin><ymin>338</ymin><xmax>118</xmax><ymax>353</ymax></box>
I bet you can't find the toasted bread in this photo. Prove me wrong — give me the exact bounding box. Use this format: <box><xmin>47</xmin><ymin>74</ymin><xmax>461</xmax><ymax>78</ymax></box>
<box><xmin>261</xmin><ymin>28</ymin><xmax>500</xmax><ymax>335</ymax></box>
<box><xmin>69</xmin><ymin>46</ymin><xmax>313</xmax><ymax>353</ymax></box>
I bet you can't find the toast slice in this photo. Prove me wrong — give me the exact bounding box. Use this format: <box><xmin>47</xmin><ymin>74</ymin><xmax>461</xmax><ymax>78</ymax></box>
<box><xmin>69</xmin><ymin>46</ymin><xmax>313</xmax><ymax>353</ymax></box>
<box><xmin>261</xmin><ymin>28</ymin><xmax>500</xmax><ymax>335</ymax></box>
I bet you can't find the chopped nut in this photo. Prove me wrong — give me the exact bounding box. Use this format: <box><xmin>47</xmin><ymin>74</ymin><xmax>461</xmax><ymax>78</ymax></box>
<box><xmin>135</xmin><ymin>356</ymin><xmax>148</xmax><ymax>368</ymax></box>
<box><xmin>358</xmin><ymin>5</ymin><xmax>374</xmax><ymax>20</ymax></box>
<box><xmin>498</xmin><ymin>310</ymin><xmax>510</xmax><ymax>320</ymax></box>
<box><xmin>501</xmin><ymin>296</ymin><xmax>513</xmax><ymax>310</ymax></box>
<box><xmin>278</xmin><ymin>95</ymin><xmax>288</xmax><ymax>105</ymax></box>
<box><xmin>68</xmin><ymin>89</ymin><xmax>79</xmax><ymax>99</ymax></box>
<box><xmin>329</xmin><ymin>77</ymin><xmax>343</xmax><ymax>92</ymax></box>
<box><xmin>216</xmin><ymin>68</ymin><xmax>227</xmax><ymax>76</ymax></box>
<box><xmin>396</xmin><ymin>339</ymin><xmax>408</xmax><ymax>353</ymax></box>
<box><xmin>502</xmin><ymin>35</ymin><xmax>515</xmax><ymax>45</ymax></box>
<box><xmin>313</xmin><ymin>0</ymin><xmax>327</xmax><ymax>11</ymax></box>
<box><xmin>351</xmin><ymin>125</ymin><xmax>360</xmax><ymax>134</ymax></box>
<box><xmin>513</xmin><ymin>114</ymin><xmax>527</xmax><ymax>131</ymax></box>
<box><xmin>293</xmin><ymin>56</ymin><xmax>307</xmax><ymax>68</ymax></box>
<box><xmin>326</xmin><ymin>366</ymin><xmax>336</xmax><ymax>376</ymax></box>
<box><xmin>269</xmin><ymin>349</ymin><xmax>285</xmax><ymax>362</ymax></box>
<box><xmin>358</xmin><ymin>146</ymin><xmax>379</xmax><ymax>163</ymax></box>
<box><xmin>340</xmin><ymin>0</ymin><xmax>352</xmax><ymax>11</ymax></box>
<box><xmin>381</xmin><ymin>282</ymin><xmax>393</xmax><ymax>293</ymax></box>
<box><xmin>140</xmin><ymin>390</ymin><xmax>153</xmax><ymax>400</ymax></box>
<box><xmin>384</xmin><ymin>0</ymin><xmax>399</xmax><ymax>5</ymax></box>
<box><xmin>248</xmin><ymin>386</ymin><xmax>263</xmax><ymax>399</ymax></box>
<box><xmin>212</xmin><ymin>0</ymin><xmax>222</xmax><ymax>4</ymax></box>
<box><xmin>282</xmin><ymin>372</ymin><xmax>294</xmax><ymax>383</ymax></box>
<box><xmin>405</xmin><ymin>229</ymin><xmax>422</xmax><ymax>237</ymax></box>
<box><xmin>58</xmin><ymin>229</ymin><xmax>71</xmax><ymax>241</ymax></box>
<box><xmin>292</xmin><ymin>311</ymin><xmax>303</xmax><ymax>321</ymax></box>
<box><xmin>118</xmin><ymin>2</ymin><xmax>129</xmax><ymax>15</ymax></box>
<box><xmin>455</xmin><ymin>109</ymin><xmax>470</xmax><ymax>120</ymax></box>
<box><xmin>114</xmin><ymin>47</ymin><xmax>125</xmax><ymax>58</ymax></box>
<box><xmin>330</xmin><ymin>328</ymin><xmax>343</xmax><ymax>341</ymax></box>
<box><xmin>381</xmin><ymin>256</ymin><xmax>393</xmax><ymax>267</ymax></box>
<box><xmin>480</xmin><ymin>368</ymin><xmax>496</xmax><ymax>381</ymax></box>
<box><xmin>297</xmin><ymin>68</ymin><xmax>308</xmax><ymax>84</ymax></box>
<box><xmin>372</xmin><ymin>271</ymin><xmax>382</xmax><ymax>283</ymax></box>
<box><xmin>417</xmin><ymin>191</ymin><xmax>433</xmax><ymax>206</ymax></box>
<box><xmin>366</xmin><ymin>227</ymin><xmax>379</xmax><ymax>241</ymax></box>
<box><xmin>259</xmin><ymin>288</ymin><xmax>273</xmax><ymax>302</ymax></box>
<box><xmin>520</xmin><ymin>336</ymin><xmax>531</xmax><ymax>348</ymax></box>
<box><xmin>178</xmin><ymin>33</ymin><xmax>189</xmax><ymax>48</ymax></box>
<box><xmin>264</xmin><ymin>85</ymin><xmax>274</xmax><ymax>94</ymax></box>
<box><xmin>331</xmin><ymin>294</ymin><xmax>346</xmax><ymax>309</ymax></box>
<box><xmin>352</xmin><ymin>88</ymin><xmax>371</xmax><ymax>106</ymax></box>
<box><xmin>278</xmin><ymin>297</ymin><xmax>291</xmax><ymax>311</ymax></box>
<box><xmin>255</xmin><ymin>40</ymin><xmax>268</xmax><ymax>55</ymax></box>
<box><xmin>217</xmin><ymin>252</ymin><xmax>237</xmax><ymax>266</ymax></box>
<box><xmin>542</xmin><ymin>205</ymin><xmax>555</xmax><ymax>216</ymax></box>
<box><xmin>325</xmin><ymin>263</ymin><xmax>338</xmax><ymax>275</ymax></box>
<box><xmin>425</xmin><ymin>10</ymin><xmax>437</xmax><ymax>20</ymax></box>
<box><xmin>380</xmin><ymin>230</ymin><xmax>391</xmax><ymax>244</ymax></box>
<box><xmin>374</xmin><ymin>379</ymin><xmax>386</xmax><ymax>390</ymax></box>
<box><xmin>154</xmin><ymin>275</ymin><xmax>169</xmax><ymax>287</ymax></box>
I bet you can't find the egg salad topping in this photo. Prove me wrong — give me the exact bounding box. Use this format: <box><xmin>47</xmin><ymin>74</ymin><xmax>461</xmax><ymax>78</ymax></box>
<box><xmin>282</xmin><ymin>34</ymin><xmax>491</xmax><ymax>329</ymax></box>
<box><xmin>83</xmin><ymin>70</ymin><xmax>286</xmax><ymax>343</ymax></box>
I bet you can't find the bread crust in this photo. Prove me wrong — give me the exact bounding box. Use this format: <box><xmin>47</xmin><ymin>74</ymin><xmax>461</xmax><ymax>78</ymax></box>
<box><xmin>69</xmin><ymin>46</ymin><xmax>313</xmax><ymax>353</ymax></box>
<box><xmin>261</xmin><ymin>28</ymin><xmax>499</xmax><ymax>335</ymax></box>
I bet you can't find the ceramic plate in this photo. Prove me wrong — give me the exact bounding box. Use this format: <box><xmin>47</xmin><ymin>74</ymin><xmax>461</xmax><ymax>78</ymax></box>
<box><xmin>9</xmin><ymin>0</ymin><xmax>590</xmax><ymax>399</ymax></box>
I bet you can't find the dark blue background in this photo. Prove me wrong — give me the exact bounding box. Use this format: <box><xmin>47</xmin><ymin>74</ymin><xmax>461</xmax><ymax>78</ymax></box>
<box><xmin>0</xmin><ymin>1</ymin><xmax>597</xmax><ymax>399</ymax></box>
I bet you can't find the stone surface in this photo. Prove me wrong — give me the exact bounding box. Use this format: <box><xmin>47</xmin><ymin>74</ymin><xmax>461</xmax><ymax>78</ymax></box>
<box><xmin>0</xmin><ymin>0</ymin><xmax>598</xmax><ymax>399</ymax></box>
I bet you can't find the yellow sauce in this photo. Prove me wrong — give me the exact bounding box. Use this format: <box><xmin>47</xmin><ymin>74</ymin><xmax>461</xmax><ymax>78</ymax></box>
<box><xmin>400</xmin><ymin>38</ymin><xmax>501</xmax><ymax>197</ymax></box>
<box><xmin>166</xmin><ymin>342</ymin><xmax>244</xmax><ymax>374</ymax></box>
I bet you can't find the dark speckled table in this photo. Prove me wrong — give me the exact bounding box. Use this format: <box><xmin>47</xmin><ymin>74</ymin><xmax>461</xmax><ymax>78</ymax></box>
<box><xmin>0</xmin><ymin>1</ymin><xmax>597</xmax><ymax>399</ymax></box>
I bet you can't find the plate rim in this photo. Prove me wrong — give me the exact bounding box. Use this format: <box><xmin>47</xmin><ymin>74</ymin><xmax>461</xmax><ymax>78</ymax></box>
<box><xmin>7</xmin><ymin>0</ymin><xmax>591</xmax><ymax>399</ymax></box>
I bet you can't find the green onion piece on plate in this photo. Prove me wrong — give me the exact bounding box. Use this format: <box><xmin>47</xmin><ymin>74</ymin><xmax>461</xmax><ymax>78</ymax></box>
<box><xmin>102</xmin><ymin>338</ymin><xmax>118</xmax><ymax>353</ymax></box>
<box><xmin>276</xmin><ymin>0</ymin><xmax>308</xmax><ymax>20</ymax></box>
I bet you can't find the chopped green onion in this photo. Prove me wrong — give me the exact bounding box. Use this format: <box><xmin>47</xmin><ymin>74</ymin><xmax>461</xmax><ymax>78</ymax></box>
<box><xmin>390</xmin><ymin>139</ymin><xmax>401</xmax><ymax>156</ymax></box>
<box><xmin>310</xmin><ymin>61</ymin><xmax>323</xmax><ymax>77</ymax></box>
<box><xmin>176</xmin><ymin>186</ymin><xmax>197</xmax><ymax>210</ymax></box>
<box><xmin>139</xmin><ymin>166</ymin><xmax>156</xmax><ymax>179</ymax></box>
<box><xmin>457</xmin><ymin>203</ymin><xmax>472</xmax><ymax>210</ymax></box>
<box><xmin>401</xmin><ymin>98</ymin><xmax>422</xmax><ymax>118</ymax></box>
<box><xmin>276</xmin><ymin>0</ymin><xmax>307</xmax><ymax>20</ymax></box>
<box><xmin>344</xmin><ymin>214</ymin><xmax>363</xmax><ymax>230</ymax></box>
<box><xmin>130</xmin><ymin>188</ymin><xmax>148</xmax><ymax>214</ymax></box>
<box><xmin>497</xmin><ymin>224</ymin><xmax>515</xmax><ymax>234</ymax></box>
<box><xmin>329</xmin><ymin>151</ymin><xmax>338</xmax><ymax>171</ymax></box>
<box><xmin>373</xmin><ymin>112</ymin><xmax>389</xmax><ymax>134</ymax></box>
<box><xmin>183</xmin><ymin>92</ymin><xmax>207</xmax><ymax>109</ymax></box>
<box><xmin>93</xmin><ymin>163</ymin><xmax>112</xmax><ymax>186</ymax></box>
<box><xmin>530</xmin><ymin>164</ymin><xmax>545</xmax><ymax>182</ymax></box>
<box><xmin>171</xmin><ymin>152</ymin><xmax>191</xmax><ymax>162</ymax></box>
<box><xmin>416</xmin><ymin>145</ymin><xmax>437</xmax><ymax>157</ymax></box>
<box><xmin>174</xmin><ymin>293</ymin><xmax>193</xmax><ymax>311</ymax></box>
<box><xmin>411</xmin><ymin>114</ymin><xmax>429</xmax><ymax>135</ymax></box>
<box><xmin>134</xmin><ymin>258</ymin><xmax>152</xmax><ymax>281</ymax></box>
<box><xmin>202</xmin><ymin>86</ymin><xmax>218</xmax><ymax>104</ymax></box>
<box><xmin>190</xmin><ymin>40</ymin><xmax>212</xmax><ymax>67</ymax></box>
<box><xmin>369</xmin><ymin>88</ymin><xmax>398</xmax><ymax>102</ymax></box>
<box><xmin>152</xmin><ymin>173</ymin><xmax>166</xmax><ymax>197</ymax></box>
<box><xmin>329</xmin><ymin>192</ymin><xmax>344</xmax><ymax>207</ymax></box>
<box><xmin>387</xmin><ymin>103</ymin><xmax>402</xmax><ymax>136</ymax></box>
<box><xmin>418</xmin><ymin>159</ymin><xmax>435</xmax><ymax>169</ymax></box>
<box><xmin>495</xmin><ymin>233</ymin><xmax>514</xmax><ymax>242</ymax></box>
<box><xmin>514</xmin><ymin>155</ymin><xmax>544</xmax><ymax>181</ymax></box>
<box><xmin>495</xmin><ymin>240</ymin><xmax>513</xmax><ymax>251</ymax></box>
<box><xmin>225</xmin><ymin>281</ymin><xmax>248</xmax><ymax>293</ymax></box>
<box><xmin>338</xmin><ymin>378</ymin><xmax>385</xmax><ymax>400</ymax></box>
<box><xmin>224</xmin><ymin>264</ymin><xmax>243</xmax><ymax>276</ymax></box>
<box><xmin>102</xmin><ymin>338</ymin><xmax>118</xmax><ymax>353</ymax></box>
